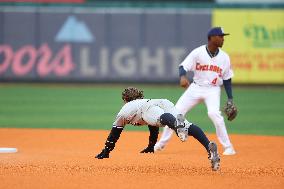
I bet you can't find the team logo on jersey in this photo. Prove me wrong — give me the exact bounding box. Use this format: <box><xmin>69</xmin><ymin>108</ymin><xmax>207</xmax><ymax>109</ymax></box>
<box><xmin>196</xmin><ymin>63</ymin><xmax>222</xmax><ymax>76</ymax></box>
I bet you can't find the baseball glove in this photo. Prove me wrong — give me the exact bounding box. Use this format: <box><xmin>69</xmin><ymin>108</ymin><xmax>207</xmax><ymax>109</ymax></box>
<box><xmin>223</xmin><ymin>99</ymin><xmax>238</xmax><ymax>121</ymax></box>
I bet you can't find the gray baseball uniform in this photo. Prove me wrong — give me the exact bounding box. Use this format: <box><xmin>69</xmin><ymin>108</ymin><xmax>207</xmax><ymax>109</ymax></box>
<box><xmin>114</xmin><ymin>99</ymin><xmax>192</xmax><ymax>127</ymax></box>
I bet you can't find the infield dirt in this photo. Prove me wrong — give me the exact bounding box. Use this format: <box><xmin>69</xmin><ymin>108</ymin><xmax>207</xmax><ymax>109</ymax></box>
<box><xmin>0</xmin><ymin>128</ymin><xmax>283</xmax><ymax>189</ymax></box>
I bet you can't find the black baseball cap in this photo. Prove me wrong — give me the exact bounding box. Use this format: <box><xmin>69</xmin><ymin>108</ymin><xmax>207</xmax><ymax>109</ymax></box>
<box><xmin>207</xmin><ymin>27</ymin><xmax>230</xmax><ymax>37</ymax></box>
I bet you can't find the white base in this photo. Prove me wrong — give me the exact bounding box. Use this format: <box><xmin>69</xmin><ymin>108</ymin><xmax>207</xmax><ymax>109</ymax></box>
<box><xmin>0</xmin><ymin>147</ymin><xmax>18</xmax><ymax>153</ymax></box>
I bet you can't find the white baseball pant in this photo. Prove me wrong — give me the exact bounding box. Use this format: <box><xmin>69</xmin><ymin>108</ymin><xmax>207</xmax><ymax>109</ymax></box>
<box><xmin>157</xmin><ymin>83</ymin><xmax>233</xmax><ymax>149</ymax></box>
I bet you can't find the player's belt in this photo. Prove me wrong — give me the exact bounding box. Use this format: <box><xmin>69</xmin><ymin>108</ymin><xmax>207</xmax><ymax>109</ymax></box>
<box><xmin>193</xmin><ymin>81</ymin><xmax>202</xmax><ymax>86</ymax></box>
<box><xmin>193</xmin><ymin>81</ymin><xmax>215</xmax><ymax>87</ymax></box>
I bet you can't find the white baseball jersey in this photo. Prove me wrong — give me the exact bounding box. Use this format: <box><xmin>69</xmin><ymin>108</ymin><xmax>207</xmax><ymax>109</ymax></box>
<box><xmin>156</xmin><ymin>45</ymin><xmax>235</xmax><ymax>150</ymax></box>
<box><xmin>181</xmin><ymin>45</ymin><xmax>234</xmax><ymax>86</ymax></box>
<box><xmin>113</xmin><ymin>99</ymin><xmax>191</xmax><ymax>127</ymax></box>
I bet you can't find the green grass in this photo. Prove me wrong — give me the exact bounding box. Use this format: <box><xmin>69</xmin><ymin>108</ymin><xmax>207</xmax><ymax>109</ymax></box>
<box><xmin>0</xmin><ymin>84</ymin><xmax>283</xmax><ymax>136</ymax></box>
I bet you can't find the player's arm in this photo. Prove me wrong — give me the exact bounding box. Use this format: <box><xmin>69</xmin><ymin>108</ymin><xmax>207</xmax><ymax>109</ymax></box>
<box><xmin>95</xmin><ymin>115</ymin><xmax>126</xmax><ymax>159</ymax></box>
<box><xmin>95</xmin><ymin>125</ymin><xmax>124</xmax><ymax>159</ymax></box>
<box><xmin>179</xmin><ymin>66</ymin><xmax>190</xmax><ymax>88</ymax></box>
<box><xmin>223</xmin><ymin>78</ymin><xmax>238</xmax><ymax>121</ymax></box>
<box><xmin>140</xmin><ymin>125</ymin><xmax>159</xmax><ymax>153</ymax></box>
<box><xmin>223</xmin><ymin>79</ymin><xmax>233</xmax><ymax>100</ymax></box>
<box><xmin>178</xmin><ymin>50</ymin><xmax>196</xmax><ymax>88</ymax></box>
<box><xmin>223</xmin><ymin>54</ymin><xmax>234</xmax><ymax>101</ymax></box>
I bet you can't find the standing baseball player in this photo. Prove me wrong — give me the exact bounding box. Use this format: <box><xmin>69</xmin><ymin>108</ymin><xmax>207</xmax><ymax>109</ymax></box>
<box><xmin>155</xmin><ymin>27</ymin><xmax>238</xmax><ymax>155</ymax></box>
<box><xmin>96</xmin><ymin>87</ymin><xmax>220</xmax><ymax>171</ymax></box>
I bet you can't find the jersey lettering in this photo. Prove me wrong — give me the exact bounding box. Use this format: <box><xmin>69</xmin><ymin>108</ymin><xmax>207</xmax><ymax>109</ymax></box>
<box><xmin>211</xmin><ymin>77</ymin><xmax>217</xmax><ymax>85</ymax></box>
<box><xmin>196</xmin><ymin>63</ymin><xmax>222</xmax><ymax>76</ymax></box>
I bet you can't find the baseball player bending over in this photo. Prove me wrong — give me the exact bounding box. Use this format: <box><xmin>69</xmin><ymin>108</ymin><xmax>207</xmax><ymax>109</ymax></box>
<box><xmin>155</xmin><ymin>27</ymin><xmax>237</xmax><ymax>155</ymax></box>
<box><xmin>96</xmin><ymin>87</ymin><xmax>220</xmax><ymax>171</ymax></box>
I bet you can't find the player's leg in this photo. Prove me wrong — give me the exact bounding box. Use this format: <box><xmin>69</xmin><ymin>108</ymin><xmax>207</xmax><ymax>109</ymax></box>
<box><xmin>187</xmin><ymin>123</ymin><xmax>220</xmax><ymax>171</ymax></box>
<box><xmin>153</xmin><ymin>100</ymin><xmax>175</xmax><ymax>151</ymax></box>
<box><xmin>143</xmin><ymin>106</ymin><xmax>186</xmax><ymax>142</ymax></box>
<box><xmin>204</xmin><ymin>87</ymin><xmax>236</xmax><ymax>155</ymax></box>
<box><xmin>155</xmin><ymin>85</ymin><xmax>201</xmax><ymax>151</ymax></box>
<box><xmin>142</xmin><ymin>106</ymin><xmax>165</xmax><ymax>126</ymax></box>
<box><xmin>172</xmin><ymin>118</ymin><xmax>217</xmax><ymax>153</ymax></box>
<box><xmin>159</xmin><ymin>114</ymin><xmax>221</xmax><ymax>171</ymax></box>
<box><xmin>175</xmin><ymin>84</ymin><xmax>202</xmax><ymax>115</ymax></box>
<box><xmin>187</xmin><ymin>123</ymin><xmax>210</xmax><ymax>151</ymax></box>
<box><xmin>143</xmin><ymin>106</ymin><xmax>178</xmax><ymax>131</ymax></box>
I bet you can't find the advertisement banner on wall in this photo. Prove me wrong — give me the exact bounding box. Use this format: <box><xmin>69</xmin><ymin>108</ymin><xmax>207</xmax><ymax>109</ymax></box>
<box><xmin>213</xmin><ymin>9</ymin><xmax>284</xmax><ymax>84</ymax></box>
<box><xmin>0</xmin><ymin>0</ymin><xmax>85</xmax><ymax>3</ymax></box>
<box><xmin>0</xmin><ymin>8</ymin><xmax>211</xmax><ymax>82</ymax></box>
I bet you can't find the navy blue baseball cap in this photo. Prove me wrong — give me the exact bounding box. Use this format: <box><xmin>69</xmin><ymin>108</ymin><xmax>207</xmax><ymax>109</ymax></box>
<box><xmin>207</xmin><ymin>27</ymin><xmax>229</xmax><ymax>37</ymax></box>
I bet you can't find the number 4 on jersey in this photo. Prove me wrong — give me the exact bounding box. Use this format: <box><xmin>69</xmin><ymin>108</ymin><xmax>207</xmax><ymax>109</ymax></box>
<box><xmin>211</xmin><ymin>77</ymin><xmax>217</xmax><ymax>85</ymax></box>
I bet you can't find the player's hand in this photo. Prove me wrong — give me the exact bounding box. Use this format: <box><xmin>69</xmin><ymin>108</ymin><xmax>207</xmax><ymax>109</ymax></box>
<box><xmin>95</xmin><ymin>149</ymin><xmax>110</xmax><ymax>159</ymax></box>
<box><xmin>180</xmin><ymin>76</ymin><xmax>190</xmax><ymax>88</ymax></box>
<box><xmin>140</xmin><ymin>146</ymin><xmax>154</xmax><ymax>153</ymax></box>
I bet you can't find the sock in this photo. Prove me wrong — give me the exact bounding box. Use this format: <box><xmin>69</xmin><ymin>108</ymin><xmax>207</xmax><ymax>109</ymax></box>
<box><xmin>188</xmin><ymin>124</ymin><xmax>210</xmax><ymax>152</ymax></box>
